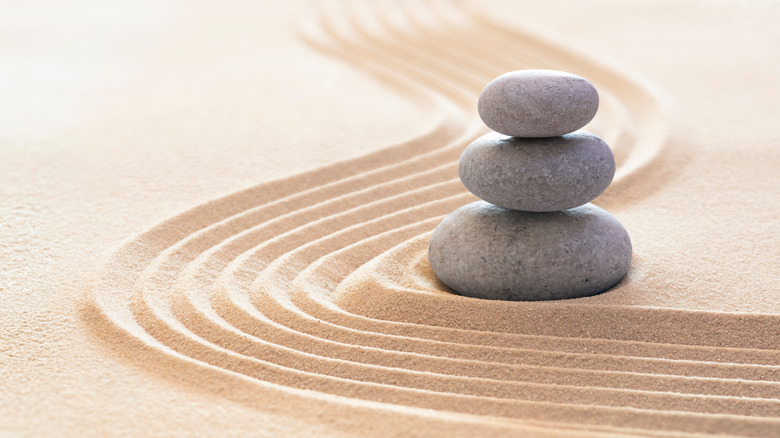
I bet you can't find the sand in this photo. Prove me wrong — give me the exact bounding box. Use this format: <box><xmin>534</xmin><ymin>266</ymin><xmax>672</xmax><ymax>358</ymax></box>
<box><xmin>2</xmin><ymin>0</ymin><xmax>779</xmax><ymax>436</ymax></box>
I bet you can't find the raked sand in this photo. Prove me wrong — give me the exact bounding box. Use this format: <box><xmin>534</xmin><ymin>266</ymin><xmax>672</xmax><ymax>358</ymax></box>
<box><xmin>2</xmin><ymin>0</ymin><xmax>779</xmax><ymax>436</ymax></box>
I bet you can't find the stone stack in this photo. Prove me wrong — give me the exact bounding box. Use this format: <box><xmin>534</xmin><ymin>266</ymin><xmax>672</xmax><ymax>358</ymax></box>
<box><xmin>428</xmin><ymin>70</ymin><xmax>632</xmax><ymax>301</ymax></box>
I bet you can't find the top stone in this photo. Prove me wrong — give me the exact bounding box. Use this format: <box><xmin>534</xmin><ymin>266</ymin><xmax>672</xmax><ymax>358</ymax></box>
<box><xmin>478</xmin><ymin>69</ymin><xmax>599</xmax><ymax>138</ymax></box>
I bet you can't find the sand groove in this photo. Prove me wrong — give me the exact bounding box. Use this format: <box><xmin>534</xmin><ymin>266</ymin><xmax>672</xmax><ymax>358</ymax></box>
<box><xmin>86</xmin><ymin>0</ymin><xmax>779</xmax><ymax>435</ymax></box>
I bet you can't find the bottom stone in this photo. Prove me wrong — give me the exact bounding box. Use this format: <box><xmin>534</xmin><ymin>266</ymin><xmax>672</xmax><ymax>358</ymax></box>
<box><xmin>428</xmin><ymin>201</ymin><xmax>632</xmax><ymax>301</ymax></box>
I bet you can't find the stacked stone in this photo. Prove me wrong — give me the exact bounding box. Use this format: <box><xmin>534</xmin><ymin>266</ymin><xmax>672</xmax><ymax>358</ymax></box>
<box><xmin>429</xmin><ymin>70</ymin><xmax>632</xmax><ymax>301</ymax></box>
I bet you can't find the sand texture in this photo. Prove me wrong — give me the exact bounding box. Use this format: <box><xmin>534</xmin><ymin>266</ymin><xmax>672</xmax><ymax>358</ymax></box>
<box><xmin>3</xmin><ymin>0</ymin><xmax>780</xmax><ymax>436</ymax></box>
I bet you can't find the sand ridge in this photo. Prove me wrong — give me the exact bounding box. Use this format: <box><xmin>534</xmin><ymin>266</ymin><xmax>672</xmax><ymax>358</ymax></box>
<box><xmin>80</xmin><ymin>0</ymin><xmax>780</xmax><ymax>436</ymax></box>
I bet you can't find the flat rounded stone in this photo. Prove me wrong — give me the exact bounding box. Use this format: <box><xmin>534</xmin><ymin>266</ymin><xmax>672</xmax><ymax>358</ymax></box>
<box><xmin>428</xmin><ymin>201</ymin><xmax>631</xmax><ymax>301</ymax></box>
<box><xmin>478</xmin><ymin>69</ymin><xmax>599</xmax><ymax>137</ymax></box>
<box><xmin>459</xmin><ymin>131</ymin><xmax>615</xmax><ymax>212</ymax></box>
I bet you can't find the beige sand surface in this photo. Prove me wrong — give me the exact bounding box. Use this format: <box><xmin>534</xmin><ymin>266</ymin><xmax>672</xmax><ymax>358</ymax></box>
<box><xmin>2</xmin><ymin>0</ymin><xmax>779</xmax><ymax>436</ymax></box>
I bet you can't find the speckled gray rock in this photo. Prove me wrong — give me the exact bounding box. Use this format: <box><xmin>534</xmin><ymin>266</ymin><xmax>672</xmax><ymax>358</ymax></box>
<box><xmin>478</xmin><ymin>70</ymin><xmax>599</xmax><ymax>137</ymax></box>
<box><xmin>428</xmin><ymin>201</ymin><xmax>631</xmax><ymax>301</ymax></box>
<box><xmin>459</xmin><ymin>131</ymin><xmax>615</xmax><ymax>212</ymax></box>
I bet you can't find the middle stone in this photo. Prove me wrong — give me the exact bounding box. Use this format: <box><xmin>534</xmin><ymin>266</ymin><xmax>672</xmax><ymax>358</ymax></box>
<box><xmin>459</xmin><ymin>131</ymin><xmax>616</xmax><ymax>212</ymax></box>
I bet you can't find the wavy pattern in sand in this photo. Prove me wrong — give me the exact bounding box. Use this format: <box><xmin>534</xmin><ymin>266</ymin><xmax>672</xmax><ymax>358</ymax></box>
<box><xmin>85</xmin><ymin>1</ymin><xmax>780</xmax><ymax>435</ymax></box>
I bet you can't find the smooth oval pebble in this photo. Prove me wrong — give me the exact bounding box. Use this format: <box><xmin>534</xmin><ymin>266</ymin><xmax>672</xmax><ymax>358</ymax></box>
<box><xmin>428</xmin><ymin>201</ymin><xmax>632</xmax><ymax>301</ymax></box>
<box><xmin>459</xmin><ymin>131</ymin><xmax>615</xmax><ymax>212</ymax></box>
<box><xmin>478</xmin><ymin>69</ymin><xmax>599</xmax><ymax>137</ymax></box>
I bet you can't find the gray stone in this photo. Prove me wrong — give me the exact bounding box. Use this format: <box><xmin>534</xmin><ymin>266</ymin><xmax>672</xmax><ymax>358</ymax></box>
<box><xmin>459</xmin><ymin>131</ymin><xmax>615</xmax><ymax>212</ymax></box>
<box><xmin>478</xmin><ymin>70</ymin><xmax>599</xmax><ymax>137</ymax></box>
<box><xmin>428</xmin><ymin>201</ymin><xmax>631</xmax><ymax>301</ymax></box>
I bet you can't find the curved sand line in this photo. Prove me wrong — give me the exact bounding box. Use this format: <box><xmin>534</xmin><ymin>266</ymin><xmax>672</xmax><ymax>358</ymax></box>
<box><xmin>85</xmin><ymin>0</ymin><xmax>779</xmax><ymax>436</ymax></box>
